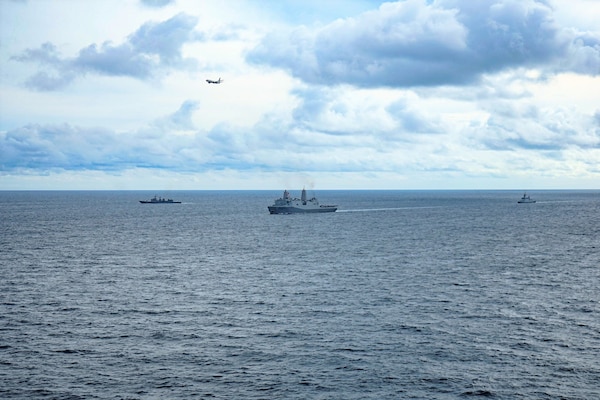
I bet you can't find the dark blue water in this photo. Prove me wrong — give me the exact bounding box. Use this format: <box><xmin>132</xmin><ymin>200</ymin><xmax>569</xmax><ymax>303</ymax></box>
<box><xmin>1</xmin><ymin>190</ymin><xmax>599</xmax><ymax>399</ymax></box>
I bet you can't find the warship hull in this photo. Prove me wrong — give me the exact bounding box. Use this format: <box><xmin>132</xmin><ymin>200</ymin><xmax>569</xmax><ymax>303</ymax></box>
<box><xmin>268</xmin><ymin>205</ymin><xmax>337</xmax><ymax>214</ymax></box>
<box><xmin>139</xmin><ymin>200</ymin><xmax>181</xmax><ymax>204</ymax></box>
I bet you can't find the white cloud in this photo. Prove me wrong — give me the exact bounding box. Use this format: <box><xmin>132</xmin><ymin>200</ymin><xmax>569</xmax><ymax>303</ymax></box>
<box><xmin>11</xmin><ymin>13</ymin><xmax>200</xmax><ymax>91</ymax></box>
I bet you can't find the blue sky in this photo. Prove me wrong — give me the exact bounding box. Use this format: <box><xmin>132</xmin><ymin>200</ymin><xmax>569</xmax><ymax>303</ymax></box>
<box><xmin>1</xmin><ymin>0</ymin><xmax>599</xmax><ymax>190</ymax></box>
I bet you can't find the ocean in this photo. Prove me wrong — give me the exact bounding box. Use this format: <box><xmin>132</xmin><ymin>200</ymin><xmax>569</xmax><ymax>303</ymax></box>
<box><xmin>1</xmin><ymin>190</ymin><xmax>599</xmax><ymax>399</ymax></box>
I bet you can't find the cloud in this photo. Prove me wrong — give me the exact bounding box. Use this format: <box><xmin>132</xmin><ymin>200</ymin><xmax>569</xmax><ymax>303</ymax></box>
<box><xmin>475</xmin><ymin>104</ymin><xmax>600</xmax><ymax>152</ymax></box>
<box><xmin>0</xmin><ymin>100</ymin><xmax>253</xmax><ymax>173</ymax></box>
<box><xmin>287</xmin><ymin>86</ymin><xmax>441</xmax><ymax>140</ymax></box>
<box><xmin>247</xmin><ymin>0</ymin><xmax>600</xmax><ymax>88</ymax></box>
<box><xmin>3</xmin><ymin>89</ymin><xmax>597</xmax><ymax>177</ymax></box>
<box><xmin>0</xmin><ymin>122</ymin><xmax>199</xmax><ymax>172</ymax></box>
<box><xmin>561</xmin><ymin>32</ymin><xmax>600</xmax><ymax>74</ymax></box>
<box><xmin>153</xmin><ymin>100</ymin><xmax>200</xmax><ymax>130</ymax></box>
<box><xmin>12</xmin><ymin>13</ymin><xmax>199</xmax><ymax>91</ymax></box>
<box><xmin>386</xmin><ymin>98</ymin><xmax>444</xmax><ymax>134</ymax></box>
<box><xmin>140</xmin><ymin>0</ymin><xmax>175</xmax><ymax>8</ymax></box>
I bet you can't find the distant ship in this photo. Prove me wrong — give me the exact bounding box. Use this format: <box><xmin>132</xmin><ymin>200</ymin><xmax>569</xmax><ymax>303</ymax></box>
<box><xmin>139</xmin><ymin>195</ymin><xmax>181</xmax><ymax>204</ymax></box>
<box><xmin>517</xmin><ymin>193</ymin><xmax>536</xmax><ymax>204</ymax></box>
<box><xmin>268</xmin><ymin>188</ymin><xmax>337</xmax><ymax>214</ymax></box>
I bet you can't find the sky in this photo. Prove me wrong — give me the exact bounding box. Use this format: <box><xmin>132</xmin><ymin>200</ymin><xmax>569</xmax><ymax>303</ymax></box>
<box><xmin>1</xmin><ymin>0</ymin><xmax>599</xmax><ymax>190</ymax></box>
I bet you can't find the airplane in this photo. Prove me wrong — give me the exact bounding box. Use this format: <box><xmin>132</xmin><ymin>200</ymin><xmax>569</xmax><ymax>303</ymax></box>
<box><xmin>206</xmin><ymin>78</ymin><xmax>222</xmax><ymax>84</ymax></box>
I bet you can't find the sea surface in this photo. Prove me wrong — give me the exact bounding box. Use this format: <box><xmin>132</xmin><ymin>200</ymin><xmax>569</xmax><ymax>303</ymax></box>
<box><xmin>1</xmin><ymin>190</ymin><xmax>599</xmax><ymax>399</ymax></box>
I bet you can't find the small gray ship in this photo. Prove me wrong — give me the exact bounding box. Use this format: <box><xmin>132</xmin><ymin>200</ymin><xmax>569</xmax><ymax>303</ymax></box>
<box><xmin>139</xmin><ymin>195</ymin><xmax>181</xmax><ymax>204</ymax></box>
<box><xmin>268</xmin><ymin>188</ymin><xmax>337</xmax><ymax>214</ymax></box>
<box><xmin>517</xmin><ymin>192</ymin><xmax>536</xmax><ymax>204</ymax></box>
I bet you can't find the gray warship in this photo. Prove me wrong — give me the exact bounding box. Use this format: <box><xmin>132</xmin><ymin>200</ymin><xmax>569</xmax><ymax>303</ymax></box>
<box><xmin>139</xmin><ymin>195</ymin><xmax>181</xmax><ymax>204</ymax></box>
<box><xmin>268</xmin><ymin>188</ymin><xmax>337</xmax><ymax>214</ymax></box>
<box><xmin>517</xmin><ymin>192</ymin><xmax>536</xmax><ymax>203</ymax></box>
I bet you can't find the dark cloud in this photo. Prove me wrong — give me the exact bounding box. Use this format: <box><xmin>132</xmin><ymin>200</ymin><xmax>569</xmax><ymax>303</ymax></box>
<box><xmin>247</xmin><ymin>0</ymin><xmax>600</xmax><ymax>88</ymax></box>
<box><xmin>12</xmin><ymin>13</ymin><xmax>199</xmax><ymax>91</ymax></box>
